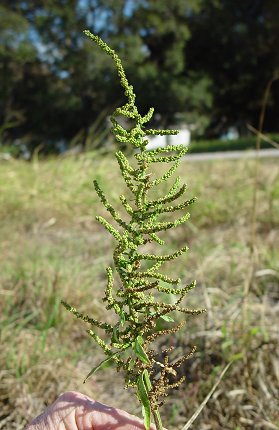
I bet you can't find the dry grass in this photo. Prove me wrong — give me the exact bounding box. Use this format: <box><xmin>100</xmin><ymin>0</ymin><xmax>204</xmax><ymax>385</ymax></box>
<box><xmin>0</xmin><ymin>153</ymin><xmax>278</xmax><ymax>430</ymax></box>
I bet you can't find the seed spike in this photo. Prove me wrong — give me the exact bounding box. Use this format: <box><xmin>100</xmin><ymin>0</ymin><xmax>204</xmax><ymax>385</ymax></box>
<box><xmin>62</xmin><ymin>31</ymin><xmax>205</xmax><ymax>430</ymax></box>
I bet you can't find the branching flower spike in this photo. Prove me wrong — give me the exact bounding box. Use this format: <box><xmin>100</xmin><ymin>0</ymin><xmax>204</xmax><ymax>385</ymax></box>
<box><xmin>62</xmin><ymin>30</ymin><xmax>206</xmax><ymax>430</ymax></box>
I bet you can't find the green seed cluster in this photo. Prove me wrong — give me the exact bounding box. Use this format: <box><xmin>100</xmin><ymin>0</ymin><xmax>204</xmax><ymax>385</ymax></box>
<box><xmin>63</xmin><ymin>30</ymin><xmax>206</xmax><ymax>430</ymax></box>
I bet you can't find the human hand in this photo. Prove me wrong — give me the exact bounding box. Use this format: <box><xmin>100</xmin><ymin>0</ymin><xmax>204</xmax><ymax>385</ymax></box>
<box><xmin>25</xmin><ymin>391</ymin><xmax>156</xmax><ymax>430</ymax></box>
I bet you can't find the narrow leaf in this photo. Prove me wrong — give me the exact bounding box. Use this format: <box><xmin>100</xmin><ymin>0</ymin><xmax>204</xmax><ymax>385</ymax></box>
<box><xmin>112</xmin><ymin>324</ymin><xmax>120</xmax><ymax>343</ymax></box>
<box><xmin>160</xmin><ymin>315</ymin><xmax>175</xmax><ymax>322</ymax></box>
<box><xmin>120</xmin><ymin>310</ymin><xmax>126</xmax><ymax>326</ymax></box>
<box><xmin>83</xmin><ymin>353</ymin><xmax>119</xmax><ymax>383</ymax></box>
<box><xmin>137</xmin><ymin>373</ymin><xmax>151</xmax><ymax>430</ymax></box>
<box><xmin>143</xmin><ymin>369</ymin><xmax>152</xmax><ymax>391</ymax></box>
<box><xmin>83</xmin><ymin>344</ymin><xmax>130</xmax><ymax>383</ymax></box>
<box><xmin>134</xmin><ymin>336</ymin><xmax>150</xmax><ymax>364</ymax></box>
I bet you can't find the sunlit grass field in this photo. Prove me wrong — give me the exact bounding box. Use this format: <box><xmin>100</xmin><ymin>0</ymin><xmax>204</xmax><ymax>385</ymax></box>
<box><xmin>1</xmin><ymin>153</ymin><xmax>278</xmax><ymax>429</ymax></box>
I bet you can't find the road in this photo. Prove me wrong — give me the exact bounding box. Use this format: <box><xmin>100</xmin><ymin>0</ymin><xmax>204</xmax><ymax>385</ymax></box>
<box><xmin>185</xmin><ymin>148</ymin><xmax>279</xmax><ymax>161</ymax></box>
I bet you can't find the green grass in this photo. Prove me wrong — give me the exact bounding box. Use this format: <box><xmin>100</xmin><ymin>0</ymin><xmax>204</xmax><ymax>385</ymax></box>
<box><xmin>189</xmin><ymin>134</ymin><xmax>279</xmax><ymax>153</ymax></box>
<box><xmin>0</xmin><ymin>153</ymin><xmax>278</xmax><ymax>429</ymax></box>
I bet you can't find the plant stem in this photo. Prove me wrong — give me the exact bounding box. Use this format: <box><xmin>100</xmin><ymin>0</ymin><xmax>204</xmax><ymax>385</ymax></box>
<box><xmin>153</xmin><ymin>408</ymin><xmax>163</xmax><ymax>430</ymax></box>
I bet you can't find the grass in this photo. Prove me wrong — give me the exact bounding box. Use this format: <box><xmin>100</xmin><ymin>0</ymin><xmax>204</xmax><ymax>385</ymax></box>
<box><xmin>0</xmin><ymin>152</ymin><xmax>279</xmax><ymax>429</ymax></box>
<box><xmin>189</xmin><ymin>134</ymin><xmax>279</xmax><ymax>153</ymax></box>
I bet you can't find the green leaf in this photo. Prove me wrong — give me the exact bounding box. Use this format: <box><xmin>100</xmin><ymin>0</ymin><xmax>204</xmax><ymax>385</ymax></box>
<box><xmin>128</xmin><ymin>358</ymin><xmax>135</xmax><ymax>371</ymax></box>
<box><xmin>83</xmin><ymin>344</ymin><xmax>130</xmax><ymax>383</ymax></box>
<box><xmin>120</xmin><ymin>310</ymin><xmax>126</xmax><ymax>326</ymax></box>
<box><xmin>229</xmin><ymin>353</ymin><xmax>244</xmax><ymax>362</ymax></box>
<box><xmin>112</xmin><ymin>324</ymin><xmax>120</xmax><ymax>343</ymax></box>
<box><xmin>143</xmin><ymin>369</ymin><xmax>152</xmax><ymax>391</ymax></box>
<box><xmin>134</xmin><ymin>336</ymin><xmax>150</xmax><ymax>364</ymax></box>
<box><xmin>83</xmin><ymin>352</ymin><xmax>119</xmax><ymax>383</ymax></box>
<box><xmin>137</xmin><ymin>373</ymin><xmax>151</xmax><ymax>430</ymax></box>
<box><xmin>160</xmin><ymin>314</ymin><xmax>174</xmax><ymax>322</ymax></box>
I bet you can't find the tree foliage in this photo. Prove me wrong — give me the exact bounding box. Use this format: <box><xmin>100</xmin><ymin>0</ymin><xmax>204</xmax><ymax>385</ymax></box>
<box><xmin>0</xmin><ymin>0</ymin><xmax>278</xmax><ymax>152</ymax></box>
<box><xmin>186</xmin><ymin>0</ymin><xmax>279</xmax><ymax>135</ymax></box>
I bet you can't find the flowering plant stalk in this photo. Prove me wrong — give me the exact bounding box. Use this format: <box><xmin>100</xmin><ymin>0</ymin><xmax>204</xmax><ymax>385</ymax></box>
<box><xmin>62</xmin><ymin>30</ymin><xmax>206</xmax><ymax>430</ymax></box>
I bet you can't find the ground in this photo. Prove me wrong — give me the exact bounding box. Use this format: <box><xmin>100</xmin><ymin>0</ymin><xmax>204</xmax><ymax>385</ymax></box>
<box><xmin>0</xmin><ymin>152</ymin><xmax>278</xmax><ymax>430</ymax></box>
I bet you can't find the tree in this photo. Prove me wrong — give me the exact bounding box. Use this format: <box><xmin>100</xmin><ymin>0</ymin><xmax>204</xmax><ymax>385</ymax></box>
<box><xmin>1</xmin><ymin>0</ymin><xmax>214</xmax><ymax>151</ymax></box>
<box><xmin>186</xmin><ymin>0</ymin><xmax>279</xmax><ymax>136</ymax></box>
<box><xmin>0</xmin><ymin>5</ymin><xmax>36</xmax><ymax>138</ymax></box>
<box><xmin>120</xmin><ymin>0</ymin><xmax>212</xmax><ymax>131</ymax></box>
<box><xmin>5</xmin><ymin>0</ymin><xmax>278</xmax><ymax>151</ymax></box>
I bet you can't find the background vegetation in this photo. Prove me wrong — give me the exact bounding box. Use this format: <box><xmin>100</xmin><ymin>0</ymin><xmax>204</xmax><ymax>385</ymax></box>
<box><xmin>1</xmin><ymin>154</ymin><xmax>278</xmax><ymax>429</ymax></box>
<box><xmin>1</xmin><ymin>0</ymin><xmax>279</xmax><ymax>153</ymax></box>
